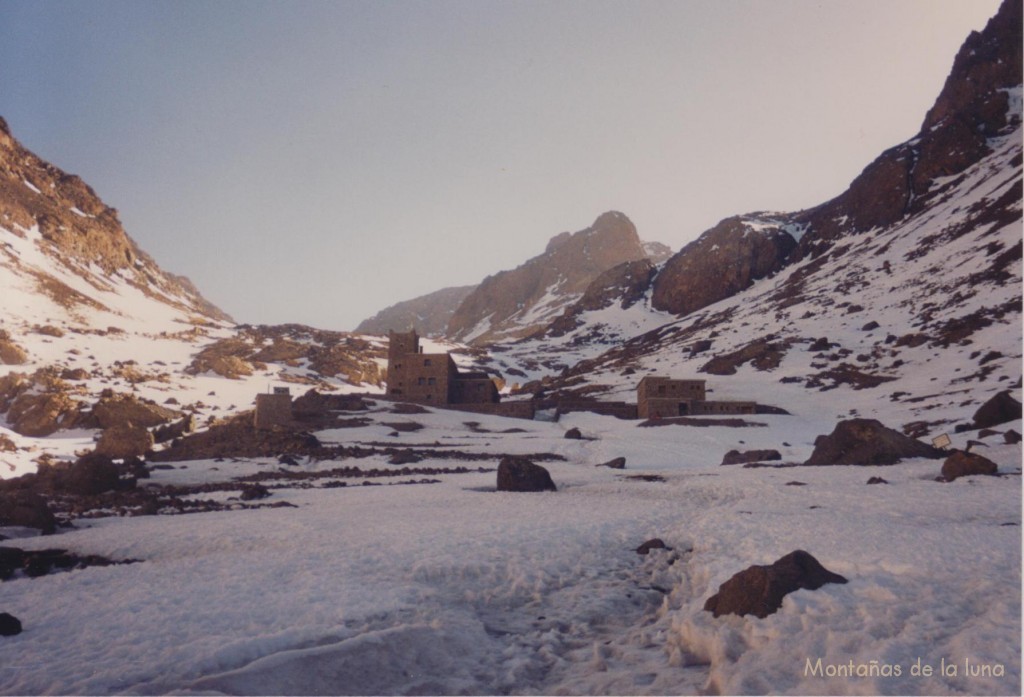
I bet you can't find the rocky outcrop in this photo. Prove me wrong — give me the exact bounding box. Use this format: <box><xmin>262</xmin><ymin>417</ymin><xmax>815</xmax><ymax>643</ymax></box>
<box><xmin>0</xmin><ymin>116</ymin><xmax>229</xmax><ymax>322</ymax></box>
<box><xmin>704</xmin><ymin>550</ymin><xmax>848</xmax><ymax>618</ymax></box>
<box><xmin>0</xmin><ymin>330</ymin><xmax>28</xmax><ymax>365</ymax></box>
<box><xmin>0</xmin><ymin>490</ymin><xmax>56</xmax><ymax>534</ymax></box>
<box><xmin>721</xmin><ymin>449</ymin><xmax>782</xmax><ymax>466</ymax></box>
<box><xmin>95</xmin><ymin>423</ymin><xmax>155</xmax><ymax>460</ymax></box>
<box><xmin>91</xmin><ymin>391</ymin><xmax>181</xmax><ymax>429</ymax></box>
<box><xmin>793</xmin><ymin>0</ymin><xmax>1022</xmax><ymax>257</ymax></box>
<box><xmin>496</xmin><ymin>456</ymin><xmax>557</xmax><ymax>492</ymax></box>
<box><xmin>544</xmin><ymin>258</ymin><xmax>657</xmax><ymax>337</ymax></box>
<box><xmin>971</xmin><ymin>390</ymin><xmax>1022</xmax><ymax>429</ymax></box>
<box><xmin>805</xmin><ymin>419</ymin><xmax>945</xmax><ymax>466</ymax></box>
<box><xmin>447</xmin><ymin>212</ymin><xmax>652</xmax><ymax>344</ymax></box>
<box><xmin>652</xmin><ymin>215</ymin><xmax>798</xmax><ymax>316</ymax></box>
<box><xmin>355</xmin><ymin>285</ymin><xmax>477</xmax><ymax>337</ymax></box>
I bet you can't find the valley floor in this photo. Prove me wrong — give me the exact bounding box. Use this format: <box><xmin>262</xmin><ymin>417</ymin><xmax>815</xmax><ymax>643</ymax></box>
<box><xmin>0</xmin><ymin>407</ymin><xmax>1020</xmax><ymax>695</ymax></box>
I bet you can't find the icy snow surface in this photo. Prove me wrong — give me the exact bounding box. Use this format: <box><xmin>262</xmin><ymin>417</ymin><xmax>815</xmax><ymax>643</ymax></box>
<box><xmin>0</xmin><ymin>405</ymin><xmax>1019</xmax><ymax>695</ymax></box>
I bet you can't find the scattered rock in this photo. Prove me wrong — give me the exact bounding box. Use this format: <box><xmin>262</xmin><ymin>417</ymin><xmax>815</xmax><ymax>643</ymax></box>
<box><xmin>1004</xmin><ymin>429</ymin><xmax>1022</xmax><ymax>444</ymax></box>
<box><xmin>0</xmin><ymin>612</ymin><xmax>22</xmax><ymax>636</ymax></box>
<box><xmin>804</xmin><ymin>418</ymin><xmax>944</xmax><ymax>466</ymax></box>
<box><xmin>703</xmin><ymin>550</ymin><xmax>848</xmax><ymax>618</ymax></box>
<box><xmin>972</xmin><ymin>391</ymin><xmax>1022</xmax><ymax>429</ymax></box>
<box><xmin>563</xmin><ymin>427</ymin><xmax>583</xmax><ymax>440</ymax></box>
<box><xmin>496</xmin><ymin>456</ymin><xmax>557</xmax><ymax>492</ymax></box>
<box><xmin>0</xmin><ymin>491</ymin><xmax>56</xmax><ymax>534</ymax></box>
<box><xmin>866</xmin><ymin>476</ymin><xmax>889</xmax><ymax>485</ymax></box>
<box><xmin>239</xmin><ymin>484</ymin><xmax>271</xmax><ymax>501</ymax></box>
<box><xmin>808</xmin><ymin>337</ymin><xmax>831</xmax><ymax>352</ymax></box>
<box><xmin>597</xmin><ymin>457</ymin><xmax>626</xmax><ymax>469</ymax></box>
<box><xmin>785</xmin><ymin>481</ymin><xmax>807</xmax><ymax>486</ymax></box>
<box><xmin>941</xmin><ymin>450</ymin><xmax>999</xmax><ymax>481</ymax></box>
<box><xmin>152</xmin><ymin>415</ymin><xmax>196</xmax><ymax>444</ymax></box>
<box><xmin>91</xmin><ymin>391</ymin><xmax>181</xmax><ymax>429</ymax></box>
<box><xmin>860</xmin><ymin>321</ymin><xmax>880</xmax><ymax>331</ymax></box>
<box><xmin>388</xmin><ymin>450</ymin><xmax>422</xmax><ymax>465</ymax></box>
<box><xmin>388</xmin><ymin>402</ymin><xmax>430</xmax><ymax>415</ymax></box>
<box><xmin>277</xmin><ymin>454</ymin><xmax>301</xmax><ymax>466</ymax></box>
<box><xmin>636</xmin><ymin>538</ymin><xmax>669</xmax><ymax>555</ymax></box>
<box><xmin>721</xmin><ymin>449</ymin><xmax>782</xmax><ymax>465</ymax></box>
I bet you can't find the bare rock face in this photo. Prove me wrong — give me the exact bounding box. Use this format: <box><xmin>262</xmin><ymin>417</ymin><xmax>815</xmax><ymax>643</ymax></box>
<box><xmin>972</xmin><ymin>390</ymin><xmax>1023</xmax><ymax>429</ymax></box>
<box><xmin>651</xmin><ymin>215</ymin><xmax>797</xmax><ymax>317</ymax></box>
<box><xmin>805</xmin><ymin>418</ymin><xmax>945</xmax><ymax>466</ymax></box>
<box><xmin>496</xmin><ymin>456</ymin><xmax>557</xmax><ymax>492</ymax></box>
<box><xmin>448</xmin><ymin>212</ymin><xmax>651</xmax><ymax>344</ymax></box>
<box><xmin>544</xmin><ymin>258</ymin><xmax>657</xmax><ymax>337</ymax></box>
<box><xmin>0</xmin><ymin>330</ymin><xmax>28</xmax><ymax>365</ymax></box>
<box><xmin>0</xmin><ymin>116</ymin><xmax>229</xmax><ymax>322</ymax></box>
<box><xmin>355</xmin><ymin>285</ymin><xmax>477</xmax><ymax>337</ymax></box>
<box><xmin>95</xmin><ymin>423</ymin><xmax>155</xmax><ymax>460</ymax></box>
<box><xmin>6</xmin><ymin>391</ymin><xmax>87</xmax><ymax>437</ymax></box>
<box><xmin>942</xmin><ymin>450</ymin><xmax>999</xmax><ymax>481</ymax></box>
<box><xmin>704</xmin><ymin>550</ymin><xmax>848</xmax><ymax>618</ymax></box>
<box><xmin>794</xmin><ymin>0</ymin><xmax>1022</xmax><ymax>257</ymax></box>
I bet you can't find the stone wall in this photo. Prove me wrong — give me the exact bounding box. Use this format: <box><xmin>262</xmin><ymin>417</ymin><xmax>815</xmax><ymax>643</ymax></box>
<box><xmin>254</xmin><ymin>393</ymin><xmax>293</xmax><ymax>430</ymax></box>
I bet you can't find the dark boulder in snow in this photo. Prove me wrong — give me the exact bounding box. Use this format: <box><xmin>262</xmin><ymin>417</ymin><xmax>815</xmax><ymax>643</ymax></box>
<box><xmin>721</xmin><ymin>449</ymin><xmax>782</xmax><ymax>465</ymax></box>
<box><xmin>59</xmin><ymin>452</ymin><xmax>122</xmax><ymax>495</ymax></box>
<box><xmin>239</xmin><ymin>483</ymin><xmax>271</xmax><ymax>501</ymax></box>
<box><xmin>941</xmin><ymin>450</ymin><xmax>999</xmax><ymax>481</ymax></box>
<box><xmin>804</xmin><ymin>418</ymin><xmax>944</xmax><ymax>466</ymax></box>
<box><xmin>0</xmin><ymin>490</ymin><xmax>56</xmax><ymax>534</ymax></box>
<box><xmin>972</xmin><ymin>391</ymin><xmax>1022</xmax><ymax>429</ymax></box>
<box><xmin>0</xmin><ymin>612</ymin><xmax>22</xmax><ymax>636</ymax></box>
<box><xmin>1004</xmin><ymin>429</ymin><xmax>1022</xmax><ymax>444</ymax></box>
<box><xmin>94</xmin><ymin>422</ymin><xmax>154</xmax><ymax>460</ymax></box>
<box><xmin>496</xmin><ymin>456</ymin><xmax>557</xmax><ymax>492</ymax></box>
<box><xmin>636</xmin><ymin>538</ymin><xmax>669</xmax><ymax>555</ymax></box>
<box><xmin>597</xmin><ymin>457</ymin><xmax>626</xmax><ymax>469</ymax></box>
<box><xmin>704</xmin><ymin>550</ymin><xmax>848</xmax><ymax>618</ymax></box>
<box><xmin>563</xmin><ymin>427</ymin><xmax>583</xmax><ymax>440</ymax></box>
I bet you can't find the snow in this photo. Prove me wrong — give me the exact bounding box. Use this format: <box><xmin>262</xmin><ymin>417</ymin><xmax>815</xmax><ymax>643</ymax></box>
<box><xmin>0</xmin><ymin>407</ymin><xmax>1018</xmax><ymax>695</ymax></box>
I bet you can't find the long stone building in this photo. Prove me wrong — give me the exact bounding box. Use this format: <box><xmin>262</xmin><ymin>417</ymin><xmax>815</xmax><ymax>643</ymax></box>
<box><xmin>637</xmin><ymin>376</ymin><xmax>756</xmax><ymax>419</ymax></box>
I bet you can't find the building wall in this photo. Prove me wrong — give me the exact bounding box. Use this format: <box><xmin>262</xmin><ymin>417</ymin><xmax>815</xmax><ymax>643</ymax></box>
<box><xmin>692</xmin><ymin>401</ymin><xmax>757</xmax><ymax>415</ymax></box>
<box><xmin>450</xmin><ymin>376</ymin><xmax>499</xmax><ymax>404</ymax></box>
<box><xmin>390</xmin><ymin>352</ymin><xmax>456</xmax><ymax>404</ymax></box>
<box><xmin>254</xmin><ymin>393</ymin><xmax>293</xmax><ymax>430</ymax></box>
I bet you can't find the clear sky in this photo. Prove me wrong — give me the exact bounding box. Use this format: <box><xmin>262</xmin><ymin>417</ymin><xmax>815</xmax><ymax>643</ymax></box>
<box><xmin>0</xmin><ymin>0</ymin><xmax>1002</xmax><ymax>331</ymax></box>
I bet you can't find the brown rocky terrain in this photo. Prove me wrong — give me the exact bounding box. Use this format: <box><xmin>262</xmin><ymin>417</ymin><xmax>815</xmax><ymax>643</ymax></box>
<box><xmin>440</xmin><ymin>211</ymin><xmax>663</xmax><ymax>344</ymax></box>
<box><xmin>0</xmin><ymin>117</ymin><xmax>229</xmax><ymax>323</ymax></box>
<box><xmin>354</xmin><ymin>285</ymin><xmax>477</xmax><ymax>337</ymax></box>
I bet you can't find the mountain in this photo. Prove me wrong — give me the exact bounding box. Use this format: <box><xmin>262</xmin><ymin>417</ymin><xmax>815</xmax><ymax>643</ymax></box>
<box><xmin>445</xmin><ymin>211</ymin><xmax>662</xmax><ymax>345</ymax></box>
<box><xmin>354</xmin><ymin>285</ymin><xmax>477</xmax><ymax>337</ymax></box>
<box><xmin>500</xmin><ymin>0</ymin><xmax>1021</xmax><ymax>439</ymax></box>
<box><xmin>0</xmin><ymin>121</ymin><xmax>390</xmax><ymax>476</ymax></box>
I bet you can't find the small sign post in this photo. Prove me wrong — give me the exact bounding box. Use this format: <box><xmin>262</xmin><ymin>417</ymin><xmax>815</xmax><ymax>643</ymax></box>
<box><xmin>932</xmin><ymin>433</ymin><xmax>952</xmax><ymax>450</ymax></box>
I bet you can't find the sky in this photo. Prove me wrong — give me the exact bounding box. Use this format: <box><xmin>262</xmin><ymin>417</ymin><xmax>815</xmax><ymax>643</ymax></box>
<box><xmin>0</xmin><ymin>0</ymin><xmax>1004</xmax><ymax>331</ymax></box>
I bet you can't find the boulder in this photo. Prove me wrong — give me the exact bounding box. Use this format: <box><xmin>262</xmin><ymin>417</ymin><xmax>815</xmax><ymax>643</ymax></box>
<box><xmin>0</xmin><ymin>612</ymin><xmax>22</xmax><ymax>637</ymax></box>
<box><xmin>59</xmin><ymin>452</ymin><xmax>122</xmax><ymax>495</ymax></box>
<box><xmin>6</xmin><ymin>392</ymin><xmax>85</xmax><ymax>437</ymax></box>
<box><xmin>636</xmin><ymin>538</ymin><xmax>668</xmax><ymax>555</ymax></box>
<box><xmin>388</xmin><ymin>450</ymin><xmax>421</xmax><ymax>465</ymax></box>
<box><xmin>239</xmin><ymin>484</ymin><xmax>271</xmax><ymax>501</ymax></box>
<box><xmin>92</xmin><ymin>392</ymin><xmax>181</xmax><ymax>429</ymax></box>
<box><xmin>496</xmin><ymin>456</ymin><xmax>557</xmax><ymax>492</ymax></box>
<box><xmin>721</xmin><ymin>449</ymin><xmax>782</xmax><ymax>465</ymax></box>
<box><xmin>804</xmin><ymin>418</ymin><xmax>944</xmax><ymax>466</ymax></box>
<box><xmin>0</xmin><ymin>491</ymin><xmax>56</xmax><ymax>534</ymax></box>
<box><xmin>1004</xmin><ymin>429</ymin><xmax>1022</xmax><ymax>444</ymax></box>
<box><xmin>95</xmin><ymin>423</ymin><xmax>154</xmax><ymax>460</ymax></box>
<box><xmin>563</xmin><ymin>427</ymin><xmax>583</xmax><ymax>440</ymax></box>
<box><xmin>941</xmin><ymin>450</ymin><xmax>999</xmax><ymax>481</ymax></box>
<box><xmin>152</xmin><ymin>415</ymin><xmax>196</xmax><ymax>444</ymax></box>
<box><xmin>704</xmin><ymin>550</ymin><xmax>848</xmax><ymax>618</ymax></box>
<box><xmin>597</xmin><ymin>457</ymin><xmax>626</xmax><ymax>469</ymax></box>
<box><xmin>972</xmin><ymin>391</ymin><xmax>1022</xmax><ymax>429</ymax></box>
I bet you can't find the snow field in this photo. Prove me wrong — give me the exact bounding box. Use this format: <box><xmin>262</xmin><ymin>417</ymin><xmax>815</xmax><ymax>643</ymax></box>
<box><xmin>1</xmin><ymin>407</ymin><xmax>1019</xmax><ymax>695</ymax></box>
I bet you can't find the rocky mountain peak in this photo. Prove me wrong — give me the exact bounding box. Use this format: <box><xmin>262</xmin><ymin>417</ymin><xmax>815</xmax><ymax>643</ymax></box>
<box><xmin>444</xmin><ymin>211</ymin><xmax>652</xmax><ymax>345</ymax></box>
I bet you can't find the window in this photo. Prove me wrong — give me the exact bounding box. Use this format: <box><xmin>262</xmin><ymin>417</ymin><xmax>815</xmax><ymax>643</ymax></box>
<box><xmin>428</xmin><ymin>377</ymin><xmax>436</xmax><ymax>386</ymax></box>
<box><xmin>424</xmin><ymin>358</ymin><xmax>432</xmax><ymax>366</ymax></box>
<box><xmin>658</xmin><ymin>385</ymin><xmax>666</xmax><ymax>395</ymax></box>
<box><xmin>417</xmin><ymin>377</ymin><xmax>425</xmax><ymax>385</ymax></box>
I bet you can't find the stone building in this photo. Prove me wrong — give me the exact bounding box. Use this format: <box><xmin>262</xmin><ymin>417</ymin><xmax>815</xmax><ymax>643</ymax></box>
<box><xmin>387</xmin><ymin>330</ymin><xmax>498</xmax><ymax>406</ymax></box>
<box><xmin>637</xmin><ymin>376</ymin><xmax>755</xmax><ymax>418</ymax></box>
<box><xmin>254</xmin><ymin>387</ymin><xmax>293</xmax><ymax>430</ymax></box>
